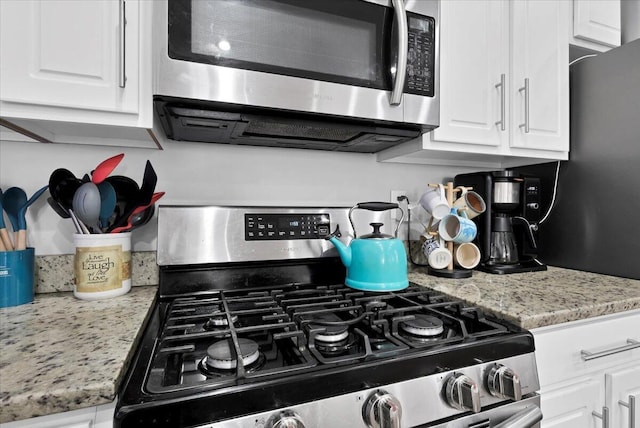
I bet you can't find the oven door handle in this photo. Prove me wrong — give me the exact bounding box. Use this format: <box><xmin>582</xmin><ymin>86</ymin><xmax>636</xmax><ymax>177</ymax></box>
<box><xmin>389</xmin><ymin>0</ymin><xmax>408</xmax><ymax>106</ymax></box>
<box><xmin>493</xmin><ymin>405</ymin><xmax>543</xmax><ymax>428</ymax></box>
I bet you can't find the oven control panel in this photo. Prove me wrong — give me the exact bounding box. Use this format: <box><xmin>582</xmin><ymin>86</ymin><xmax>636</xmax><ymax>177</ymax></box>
<box><xmin>244</xmin><ymin>213</ymin><xmax>331</xmax><ymax>241</ymax></box>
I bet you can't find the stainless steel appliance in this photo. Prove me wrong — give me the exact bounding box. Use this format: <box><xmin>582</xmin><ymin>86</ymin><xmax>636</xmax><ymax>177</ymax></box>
<box><xmin>115</xmin><ymin>206</ymin><xmax>542</xmax><ymax>428</ymax></box>
<box><xmin>152</xmin><ymin>0</ymin><xmax>439</xmax><ymax>153</ymax></box>
<box><xmin>515</xmin><ymin>39</ymin><xmax>640</xmax><ymax>280</ymax></box>
<box><xmin>454</xmin><ymin>171</ymin><xmax>547</xmax><ymax>274</ymax></box>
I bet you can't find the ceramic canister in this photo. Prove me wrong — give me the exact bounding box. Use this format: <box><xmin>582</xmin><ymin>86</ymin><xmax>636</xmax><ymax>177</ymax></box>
<box><xmin>0</xmin><ymin>248</ymin><xmax>35</xmax><ymax>308</ymax></box>
<box><xmin>73</xmin><ymin>232</ymin><xmax>132</xmax><ymax>300</ymax></box>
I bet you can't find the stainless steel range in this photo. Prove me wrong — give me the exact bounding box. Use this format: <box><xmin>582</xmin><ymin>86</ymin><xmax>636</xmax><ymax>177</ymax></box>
<box><xmin>115</xmin><ymin>206</ymin><xmax>542</xmax><ymax>428</ymax></box>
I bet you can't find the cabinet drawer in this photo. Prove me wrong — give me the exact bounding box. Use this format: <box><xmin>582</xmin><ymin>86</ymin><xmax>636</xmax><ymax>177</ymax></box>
<box><xmin>532</xmin><ymin>310</ymin><xmax>640</xmax><ymax>387</ymax></box>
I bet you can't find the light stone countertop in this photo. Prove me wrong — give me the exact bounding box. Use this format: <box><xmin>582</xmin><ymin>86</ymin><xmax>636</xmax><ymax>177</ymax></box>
<box><xmin>0</xmin><ymin>286</ymin><xmax>157</xmax><ymax>423</ymax></box>
<box><xmin>2</xmin><ymin>265</ymin><xmax>640</xmax><ymax>423</ymax></box>
<box><xmin>409</xmin><ymin>266</ymin><xmax>640</xmax><ymax>329</ymax></box>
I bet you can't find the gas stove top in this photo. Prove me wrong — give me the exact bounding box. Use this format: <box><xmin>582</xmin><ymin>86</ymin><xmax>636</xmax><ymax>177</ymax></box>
<box><xmin>146</xmin><ymin>281</ymin><xmax>517</xmax><ymax>394</ymax></box>
<box><xmin>115</xmin><ymin>206</ymin><xmax>542</xmax><ymax>428</ymax></box>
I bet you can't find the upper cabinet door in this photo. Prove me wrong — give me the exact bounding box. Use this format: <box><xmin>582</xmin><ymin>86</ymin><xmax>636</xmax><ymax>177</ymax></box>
<box><xmin>431</xmin><ymin>0</ymin><xmax>509</xmax><ymax>148</ymax></box>
<box><xmin>510</xmin><ymin>0</ymin><xmax>569</xmax><ymax>152</ymax></box>
<box><xmin>573</xmin><ymin>0</ymin><xmax>621</xmax><ymax>48</ymax></box>
<box><xmin>0</xmin><ymin>0</ymin><xmax>139</xmax><ymax>115</ymax></box>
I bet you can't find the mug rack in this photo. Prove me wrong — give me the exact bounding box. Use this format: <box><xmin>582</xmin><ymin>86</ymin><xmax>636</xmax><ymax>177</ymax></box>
<box><xmin>425</xmin><ymin>181</ymin><xmax>473</xmax><ymax>279</ymax></box>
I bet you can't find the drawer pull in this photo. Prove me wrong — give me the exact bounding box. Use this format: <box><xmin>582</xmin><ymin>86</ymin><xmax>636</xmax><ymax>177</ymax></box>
<box><xmin>593</xmin><ymin>406</ymin><xmax>610</xmax><ymax>428</ymax></box>
<box><xmin>581</xmin><ymin>339</ymin><xmax>640</xmax><ymax>361</ymax></box>
<box><xmin>619</xmin><ymin>395</ymin><xmax>636</xmax><ymax>428</ymax></box>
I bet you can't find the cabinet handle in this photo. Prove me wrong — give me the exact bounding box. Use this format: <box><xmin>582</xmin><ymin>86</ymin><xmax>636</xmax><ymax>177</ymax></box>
<box><xmin>495</xmin><ymin>74</ymin><xmax>506</xmax><ymax>131</ymax></box>
<box><xmin>518</xmin><ymin>78</ymin><xmax>529</xmax><ymax>133</ymax></box>
<box><xmin>619</xmin><ymin>395</ymin><xmax>636</xmax><ymax>428</ymax></box>
<box><xmin>389</xmin><ymin>0</ymin><xmax>408</xmax><ymax>106</ymax></box>
<box><xmin>119</xmin><ymin>0</ymin><xmax>127</xmax><ymax>88</ymax></box>
<box><xmin>593</xmin><ymin>406</ymin><xmax>610</xmax><ymax>428</ymax></box>
<box><xmin>581</xmin><ymin>339</ymin><xmax>640</xmax><ymax>361</ymax></box>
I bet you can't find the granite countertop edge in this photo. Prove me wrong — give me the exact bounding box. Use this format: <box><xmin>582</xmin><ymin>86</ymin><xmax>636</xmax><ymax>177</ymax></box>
<box><xmin>408</xmin><ymin>266</ymin><xmax>640</xmax><ymax>329</ymax></box>
<box><xmin>0</xmin><ymin>286</ymin><xmax>158</xmax><ymax>424</ymax></box>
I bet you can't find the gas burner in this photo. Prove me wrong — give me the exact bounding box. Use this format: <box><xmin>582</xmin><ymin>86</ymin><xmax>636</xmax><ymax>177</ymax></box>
<box><xmin>203</xmin><ymin>314</ymin><xmax>238</xmax><ymax>330</ymax></box>
<box><xmin>306</xmin><ymin>313</ymin><xmax>349</xmax><ymax>343</ymax></box>
<box><xmin>200</xmin><ymin>338</ymin><xmax>264</xmax><ymax>373</ymax></box>
<box><xmin>314</xmin><ymin>333</ymin><xmax>358</xmax><ymax>357</ymax></box>
<box><xmin>399</xmin><ymin>314</ymin><xmax>445</xmax><ymax>338</ymax></box>
<box><xmin>362</xmin><ymin>299</ymin><xmax>388</xmax><ymax>312</ymax></box>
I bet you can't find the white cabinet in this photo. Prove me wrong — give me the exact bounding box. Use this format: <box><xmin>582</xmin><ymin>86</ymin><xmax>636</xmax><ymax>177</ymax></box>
<box><xmin>377</xmin><ymin>0</ymin><xmax>569</xmax><ymax>168</ymax></box>
<box><xmin>532</xmin><ymin>310</ymin><xmax>640</xmax><ymax>428</ymax></box>
<box><xmin>606</xmin><ymin>366</ymin><xmax>640</xmax><ymax>428</ymax></box>
<box><xmin>570</xmin><ymin>0</ymin><xmax>621</xmax><ymax>52</ymax></box>
<box><xmin>0</xmin><ymin>401</ymin><xmax>115</xmax><ymax>428</ymax></box>
<box><xmin>0</xmin><ymin>0</ymin><xmax>159</xmax><ymax>149</ymax></box>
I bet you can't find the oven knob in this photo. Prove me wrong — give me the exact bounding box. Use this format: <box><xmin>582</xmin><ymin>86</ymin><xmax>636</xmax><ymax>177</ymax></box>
<box><xmin>363</xmin><ymin>389</ymin><xmax>402</xmax><ymax>428</ymax></box>
<box><xmin>266</xmin><ymin>410</ymin><xmax>306</xmax><ymax>428</ymax></box>
<box><xmin>444</xmin><ymin>373</ymin><xmax>481</xmax><ymax>413</ymax></box>
<box><xmin>486</xmin><ymin>364</ymin><xmax>522</xmax><ymax>401</ymax></box>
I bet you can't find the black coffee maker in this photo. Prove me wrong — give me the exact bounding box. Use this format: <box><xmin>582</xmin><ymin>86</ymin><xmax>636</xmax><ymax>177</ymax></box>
<box><xmin>454</xmin><ymin>171</ymin><xmax>547</xmax><ymax>274</ymax></box>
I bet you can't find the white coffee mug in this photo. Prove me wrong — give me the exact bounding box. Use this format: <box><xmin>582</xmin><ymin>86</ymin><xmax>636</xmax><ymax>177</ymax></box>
<box><xmin>454</xmin><ymin>242</ymin><xmax>481</xmax><ymax>270</ymax></box>
<box><xmin>453</xmin><ymin>187</ymin><xmax>486</xmax><ymax>220</ymax></box>
<box><xmin>419</xmin><ymin>184</ymin><xmax>450</xmax><ymax>220</ymax></box>
<box><xmin>422</xmin><ymin>235</ymin><xmax>452</xmax><ymax>270</ymax></box>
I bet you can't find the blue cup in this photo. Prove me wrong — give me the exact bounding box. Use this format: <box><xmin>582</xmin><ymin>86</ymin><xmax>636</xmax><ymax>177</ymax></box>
<box><xmin>438</xmin><ymin>208</ymin><xmax>478</xmax><ymax>244</ymax></box>
<box><xmin>0</xmin><ymin>248</ymin><xmax>35</xmax><ymax>308</ymax></box>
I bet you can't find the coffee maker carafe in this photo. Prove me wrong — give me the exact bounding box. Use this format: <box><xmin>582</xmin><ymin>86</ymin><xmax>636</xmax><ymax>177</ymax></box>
<box><xmin>454</xmin><ymin>171</ymin><xmax>547</xmax><ymax>274</ymax></box>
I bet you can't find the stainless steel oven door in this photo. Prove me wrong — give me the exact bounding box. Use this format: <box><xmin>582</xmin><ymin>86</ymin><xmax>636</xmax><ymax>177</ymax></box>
<box><xmin>153</xmin><ymin>0</ymin><xmax>438</xmax><ymax>127</ymax></box>
<box><xmin>430</xmin><ymin>395</ymin><xmax>542</xmax><ymax>428</ymax></box>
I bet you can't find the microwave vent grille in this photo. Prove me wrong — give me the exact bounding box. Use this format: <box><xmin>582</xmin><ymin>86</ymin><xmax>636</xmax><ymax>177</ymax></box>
<box><xmin>245</xmin><ymin>120</ymin><xmax>359</xmax><ymax>142</ymax></box>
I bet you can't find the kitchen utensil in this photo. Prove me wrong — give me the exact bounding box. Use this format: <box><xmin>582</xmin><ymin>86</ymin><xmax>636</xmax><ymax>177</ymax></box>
<box><xmin>324</xmin><ymin>202</ymin><xmax>408</xmax><ymax>292</ymax></box>
<box><xmin>72</xmin><ymin>182</ymin><xmax>101</xmax><ymax>233</ymax></box>
<box><xmin>0</xmin><ymin>189</ymin><xmax>15</xmax><ymax>251</ymax></box>
<box><xmin>2</xmin><ymin>187</ymin><xmax>27</xmax><ymax>247</ymax></box>
<box><xmin>14</xmin><ymin>185</ymin><xmax>48</xmax><ymax>250</ymax></box>
<box><xmin>91</xmin><ymin>153</ymin><xmax>125</xmax><ymax>184</ymax></box>
<box><xmin>69</xmin><ymin>209</ymin><xmax>89</xmax><ymax>234</ymax></box>
<box><xmin>49</xmin><ymin>168</ymin><xmax>82</xmax><ymax>212</ymax></box>
<box><xmin>129</xmin><ymin>204</ymin><xmax>155</xmax><ymax>231</ymax></box>
<box><xmin>47</xmin><ymin>197</ymin><xmax>70</xmax><ymax>219</ymax></box>
<box><xmin>104</xmin><ymin>175</ymin><xmax>140</xmax><ymax>229</ymax></box>
<box><xmin>110</xmin><ymin>192</ymin><xmax>164</xmax><ymax>234</ymax></box>
<box><xmin>97</xmin><ymin>181</ymin><xmax>117</xmax><ymax>230</ymax></box>
<box><xmin>110</xmin><ymin>160</ymin><xmax>157</xmax><ymax>230</ymax></box>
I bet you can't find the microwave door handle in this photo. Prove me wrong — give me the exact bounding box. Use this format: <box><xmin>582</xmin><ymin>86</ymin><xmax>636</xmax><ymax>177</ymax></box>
<box><xmin>390</xmin><ymin>0</ymin><xmax>408</xmax><ymax>105</ymax></box>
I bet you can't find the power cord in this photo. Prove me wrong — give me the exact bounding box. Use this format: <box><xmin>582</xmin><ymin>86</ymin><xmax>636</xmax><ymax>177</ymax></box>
<box><xmin>397</xmin><ymin>195</ymin><xmax>430</xmax><ymax>267</ymax></box>
<box><xmin>539</xmin><ymin>160</ymin><xmax>562</xmax><ymax>225</ymax></box>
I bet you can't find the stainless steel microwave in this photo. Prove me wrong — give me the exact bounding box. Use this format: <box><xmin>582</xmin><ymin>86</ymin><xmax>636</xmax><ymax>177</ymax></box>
<box><xmin>153</xmin><ymin>0</ymin><xmax>440</xmax><ymax>152</ymax></box>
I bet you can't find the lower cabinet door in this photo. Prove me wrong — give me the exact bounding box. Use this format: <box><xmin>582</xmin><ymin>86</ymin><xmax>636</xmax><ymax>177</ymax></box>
<box><xmin>606</xmin><ymin>365</ymin><xmax>640</xmax><ymax>428</ymax></box>
<box><xmin>540</xmin><ymin>377</ymin><xmax>602</xmax><ymax>428</ymax></box>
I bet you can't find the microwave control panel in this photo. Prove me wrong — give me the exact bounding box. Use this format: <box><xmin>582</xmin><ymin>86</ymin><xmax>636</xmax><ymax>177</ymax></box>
<box><xmin>245</xmin><ymin>214</ymin><xmax>331</xmax><ymax>241</ymax></box>
<box><xmin>405</xmin><ymin>13</ymin><xmax>436</xmax><ymax>97</ymax></box>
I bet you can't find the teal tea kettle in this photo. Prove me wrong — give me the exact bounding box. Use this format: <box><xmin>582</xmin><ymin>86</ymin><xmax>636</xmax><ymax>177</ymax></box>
<box><xmin>325</xmin><ymin>202</ymin><xmax>408</xmax><ymax>292</ymax></box>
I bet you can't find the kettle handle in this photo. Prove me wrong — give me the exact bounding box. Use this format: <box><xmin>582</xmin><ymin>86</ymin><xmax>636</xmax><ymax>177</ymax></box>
<box><xmin>349</xmin><ymin>202</ymin><xmax>405</xmax><ymax>238</ymax></box>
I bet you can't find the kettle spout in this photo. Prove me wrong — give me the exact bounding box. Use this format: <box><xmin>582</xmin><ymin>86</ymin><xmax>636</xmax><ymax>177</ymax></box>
<box><xmin>324</xmin><ymin>225</ymin><xmax>351</xmax><ymax>267</ymax></box>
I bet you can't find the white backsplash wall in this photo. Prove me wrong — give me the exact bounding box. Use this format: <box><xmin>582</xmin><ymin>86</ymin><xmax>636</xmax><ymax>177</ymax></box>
<box><xmin>0</xmin><ymin>137</ymin><xmax>480</xmax><ymax>255</ymax></box>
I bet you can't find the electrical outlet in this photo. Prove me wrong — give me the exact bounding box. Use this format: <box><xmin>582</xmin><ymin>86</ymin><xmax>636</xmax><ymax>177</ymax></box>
<box><xmin>390</xmin><ymin>190</ymin><xmax>406</xmax><ymax>220</ymax></box>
